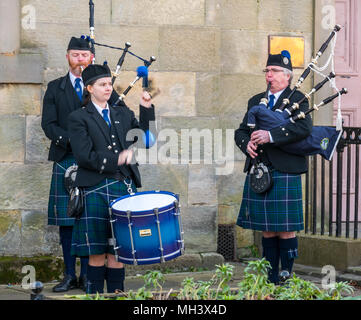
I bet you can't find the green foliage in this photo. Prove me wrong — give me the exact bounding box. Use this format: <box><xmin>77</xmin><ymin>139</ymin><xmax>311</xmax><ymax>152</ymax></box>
<box><xmin>65</xmin><ymin>259</ymin><xmax>355</xmax><ymax>301</ymax></box>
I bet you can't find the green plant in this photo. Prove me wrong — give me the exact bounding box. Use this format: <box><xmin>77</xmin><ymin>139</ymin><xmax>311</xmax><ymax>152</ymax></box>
<box><xmin>63</xmin><ymin>259</ymin><xmax>356</xmax><ymax>301</ymax></box>
<box><xmin>238</xmin><ymin>258</ymin><xmax>276</xmax><ymax>300</ymax></box>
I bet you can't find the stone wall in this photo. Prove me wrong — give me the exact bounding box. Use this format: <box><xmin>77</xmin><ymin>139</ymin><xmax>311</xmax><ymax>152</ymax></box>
<box><xmin>0</xmin><ymin>0</ymin><xmax>314</xmax><ymax>259</ymax></box>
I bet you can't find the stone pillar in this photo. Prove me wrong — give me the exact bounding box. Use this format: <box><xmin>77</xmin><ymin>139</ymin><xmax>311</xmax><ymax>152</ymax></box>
<box><xmin>0</xmin><ymin>0</ymin><xmax>20</xmax><ymax>55</ymax></box>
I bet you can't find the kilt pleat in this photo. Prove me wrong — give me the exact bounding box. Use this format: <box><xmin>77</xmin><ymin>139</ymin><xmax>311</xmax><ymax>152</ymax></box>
<box><xmin>71</xmin><ymin>178</ymin><xmax>136</xmax><ymax>257</ymax></box>
<box><xmin>237</xmin><ymin>170</ymin><xmax>304</xmax><ymax>232</ymax></box>
<box><xmin>47</xmin><ymin>154</ymin><xmax>77</xmax><ymax>226</ymax></box>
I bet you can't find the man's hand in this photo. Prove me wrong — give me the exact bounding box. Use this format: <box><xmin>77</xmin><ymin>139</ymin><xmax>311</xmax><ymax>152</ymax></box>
<box><xmin>251</xmin><ymin>130</ymin><xmax>270</xmax><ymax>145</ymax></box>
<box><xmin>140</xmin><ymin>90</ymin><xmax>152</xmax><ymax>108</ymax></box>
<box><xmin>117</xmin><ymin>149</ymin><xmax>134</xmax><ymax>165</ymax></box>
<box><xmin>247</xmin><ymin>140</ymin><xmax>258</xmax><ymax>159</ymax></box>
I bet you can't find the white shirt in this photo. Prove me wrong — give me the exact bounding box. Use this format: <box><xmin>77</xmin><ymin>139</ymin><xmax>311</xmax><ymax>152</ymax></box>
<box><xmin>69</xmin><ymin>71</ymin><xmax>84</xmax><ymax>92</ymax></box>
<box><xmin>92</xmin><ymin>100</ymin><xmax>111</xmax><ymax>123</ymax></box>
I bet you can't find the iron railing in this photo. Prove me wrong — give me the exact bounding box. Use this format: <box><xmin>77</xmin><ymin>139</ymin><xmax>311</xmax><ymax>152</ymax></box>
<box><xmin>305</xmin><ymin>127</ymin><xmax>361</xmax><ymax>239</ymax></box>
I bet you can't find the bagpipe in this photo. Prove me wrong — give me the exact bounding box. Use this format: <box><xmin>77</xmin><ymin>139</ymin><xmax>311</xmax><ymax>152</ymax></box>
<box><xmin>85</xmin><ymin>0</ymin><xmax>156</xmax><ymax>147</ymax></box>
<box><xmin>86</xmin><ymin>0</ymin><xmax>158</xmax><ymax>105</ymax></box>
<box><xmin>247</xmin><ymin>25</ymin><xmax>346</xmax><ymax>162</ymax></box>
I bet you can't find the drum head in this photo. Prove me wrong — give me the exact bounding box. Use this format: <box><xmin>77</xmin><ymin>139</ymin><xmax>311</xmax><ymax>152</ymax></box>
<box><xmin>111</xmin><ymin>191</ymin><xmax>178</xmax><ymax>213</ymax></box>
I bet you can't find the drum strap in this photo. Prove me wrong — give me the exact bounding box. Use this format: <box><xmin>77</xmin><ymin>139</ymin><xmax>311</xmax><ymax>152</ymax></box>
<box><xmin>56</xmin><ymin>163</ymin><xmax>134</xmax><ymax>196</ymax></box>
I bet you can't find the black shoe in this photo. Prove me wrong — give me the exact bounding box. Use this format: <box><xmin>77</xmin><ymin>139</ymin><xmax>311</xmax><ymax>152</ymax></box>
<box><xmin>78</xmin><ymin>275</ymin><xmax>87</xmax><ymax>292</ymax></box>
<box><xmin>52</xmin><ymin>275</ymin><xmax>78</xmax><ymax>293</ymax></box>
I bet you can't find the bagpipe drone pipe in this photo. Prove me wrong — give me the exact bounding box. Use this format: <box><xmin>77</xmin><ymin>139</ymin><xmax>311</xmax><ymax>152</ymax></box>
<box><xmin>247</xmin><ymin>25</ymin><xmax>346</xmax><ymax>161</ymax></box>
<box><xmin>85</xmin><ymin>0</ymin><xmax>157</xmax><ymax>147</ymax></box>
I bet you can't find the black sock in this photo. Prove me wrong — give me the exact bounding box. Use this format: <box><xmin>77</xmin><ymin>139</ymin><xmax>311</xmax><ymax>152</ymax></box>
<box><xmin>279</xmin><ymin>237</ymin><xmax>298</xmax><ymax>274</ymax></box>
<box><xmin>262</xmin><ymin>236</ymin><xmax>280</xmax><ymax>284</ymax></box>
<box><xmin>106</xmin><ymin>267</ymin><xmax>125</xmax><ymax>293</ymax></box>
<box><xmin>86</xmin><ymin>265</ymin><xmax>106</xmax><ymax>294</ymax></box>
<box><xmin>59</xmin><ymin>226</ymin><xmax>76</xmax><ymax>279</ymax></box>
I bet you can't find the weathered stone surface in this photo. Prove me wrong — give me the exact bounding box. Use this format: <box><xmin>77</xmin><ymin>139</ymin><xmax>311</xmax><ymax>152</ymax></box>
<box><xmin>20</xmin><ymin>0</ymin><xmax>112</xmax><ymax>24</ymax></box>
<box><xmin>21</xmin><ymin>210</ymin><xmax>48</xmax><ymax>256</ymax></box>
<box><xmin>91</xmin><ymin>24</ymin><xmax>160</xmax><ymax>72</ymax></box>
<box><xmin>0</xmin><ymin>163</ymin><xmax>52</xmax><ymax>210</ymax></box>
<box><xmin>218</xmin><ymin>74</ymin><xmax>266</xmax><ymax>118</ymax></box>
<box><xmin>0</xmin><ymin>53</ymin><xmax>43</xmax><ymax>84</ymax></box>
<box><xmin>235</xmin><ymin>227</ymin><xmax>254</xmax><ymax>248</ymax></box>
<box><xmin>138</xmin><ymin>164</ymin><xmax>188</xmax><ymax>206</ymax></box>
<box><xmin>257</xmin><ymin>0</ymin><xmax>313</xmax><ymax>33</ymax></box>
<box><xmin>159</xmin><ymin>27</ymin><xmax>220</xmax><ymax>72</ymax></box>
<box><xmin>221</xmin><ymin>30</ymin><xmax>269</xmax><ymax>75</ymax></box>
<box><xmin>188</xmin><ymin>165</ymin><xmax>217</xmax><ymax>206</ymax></box>
<box><xmin>195</xmin><ymin>73</ymin><xmax>221</xmax><ymax>117</ymax></box>
<box><xmin>20</xmin><ymin>210</ymin><xmax>60</xmax><ymax>256</ymax></box>
<box><xmin>206</xmin><ymin>0</ymin><xmax>258</xmax><ymax>29</ymax></box>
<box><xmin>113</xmin><ymin>71</ymin><xmax>196</xmax><ymax>117</ymax></box>
<box><xmin>216</xmin><ymin>160</ymin><xmax>246</xmax><ymax>205</ymax></box>
<box><xmin>112</xmin><ymin>0</ymin><xmax>205</xmax><ymax>26</ymax></box>
<box><xmin>0</xmin><ymin>210</ymin><xmax>21</xmax><ymax>256</ymax></box>
<box><xmin>0</xmin><ymin>0</ymin><xmax>20</xmax><ymax>54</ymax></box>
<box><xmin>25</xmin><ymin>115</ymin><xmax>49</xmax><ymax>163</ymax></box>
<box><xmin>182</xmin><ymin>205</ymin><xmax>217</xmax><ymax>253</ymax></box>
<box><xmin>218</xmin><ymin>117</ymin><xmax>246</xmax><ymax>162</ymax></box>
<box><xmin>200</xmin><ymin>252</ymin><xmax>224</xmax><ymax>269</ymax></box>
<box><xmin>157</xmin><ymin>116</ymin><xmax>219</xmax><ymax>164</ymax></box>
<box><xmin>22</xmin><ymin>23</ymin><xmax>159</xmax><ymax>73</ymax></box>
<box><xmin>0</xmin><ymin>115</ymin><xmax>25</xmax><ymax>162</ymax></box>
<box><xmin>0</xmin><ymin>255</ymin><xmax>63</xmax><ymax>284</ymax></box>
<box><xmin>218</xmin><ymin>204</ymin><xmax>239</xmax><ymax>225</ymax></box>
<box><xmin>0</xmin><ymin>84</ymin><xmax>41</xmax><ymax>115</ymax></box>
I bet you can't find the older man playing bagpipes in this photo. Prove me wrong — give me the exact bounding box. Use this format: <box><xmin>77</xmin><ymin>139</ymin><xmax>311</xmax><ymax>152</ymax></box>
<box><xmin>235</xmin><ymin>25</ymin><xmax>346</xmax><ymax>284</ymax></box>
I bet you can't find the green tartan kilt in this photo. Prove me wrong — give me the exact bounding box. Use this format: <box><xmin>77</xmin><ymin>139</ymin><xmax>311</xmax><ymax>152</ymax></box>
<box><xmin>71</xmin><ymin>178</ymin><xmax>137</xmax><ymax>257</ymax></box>
<box><xmin>47</xmin><ymin>154</ymin><xmax>77</xmax><ymax>226</ymax></box>
<box><xmin>237</xmin><ymin>170</ymin><xmax>304</xmax><ymax>232</ymax></box>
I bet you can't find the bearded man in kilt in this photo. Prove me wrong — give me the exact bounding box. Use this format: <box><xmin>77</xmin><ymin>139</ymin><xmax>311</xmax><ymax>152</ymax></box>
<box><xmin>235</xmin><ymin>51</ymin><xmax>312</xmax><ymax>284</ymax></box>
<box><xmin>41</xmin><ymin>37</ymin><xmax>121</xmax><ymax>292</ymax></box>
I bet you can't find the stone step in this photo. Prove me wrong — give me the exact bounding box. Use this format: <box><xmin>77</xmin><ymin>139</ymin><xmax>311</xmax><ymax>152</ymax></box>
<box><xmin>347</xmin><ymin>266</ymin><xmax>361</xmax><ymax>276</ymax></box>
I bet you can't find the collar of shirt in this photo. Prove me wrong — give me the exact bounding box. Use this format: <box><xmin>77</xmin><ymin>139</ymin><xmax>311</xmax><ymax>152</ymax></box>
<box><xmin>69</xmin><ymin>71</ymin><xmax>84</xmax><ymax>90</ymax></box>
<box><xmin>268</xmin><ymin>88</ymin><xmax>286</xmax><ymax>106</ymax></box>
<box><xmin>92</xmin><ymin>100</ymin><xmax>111</xmax><ymax>122</ymax></box>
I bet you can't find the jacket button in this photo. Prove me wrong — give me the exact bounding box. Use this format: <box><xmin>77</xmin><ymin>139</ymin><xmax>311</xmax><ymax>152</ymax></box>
<box><xmin>108</xmin><ymin>145</ymin><xmax>112</xmax><ymax>150</ymax></box>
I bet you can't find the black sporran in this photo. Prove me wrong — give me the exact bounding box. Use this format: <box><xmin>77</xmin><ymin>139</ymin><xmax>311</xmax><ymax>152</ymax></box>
<box><xmin>67</xmin><ymin>187</ymin><xmax>84</xmax><ymax>219</ymax></box>
<box><xmin>249</xmin><ymin>162</ymin><xmax>273</xmax><ymax>194</ymax></box>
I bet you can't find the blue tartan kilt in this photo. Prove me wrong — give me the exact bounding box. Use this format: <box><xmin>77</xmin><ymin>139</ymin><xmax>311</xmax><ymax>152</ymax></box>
<box><xmin>47</xmin><ymin>154</ymin><xmax>77</xmax><ymax>226</ymax></box>
<box><xmin>237</xmin><ymin>170</ymin><xmax>304</xmax><ymax>232</ymax></box>
<box><xmin>71</xmin><ymin>178</ymin><xmax>137</xmax><ymax>257</ymax></box>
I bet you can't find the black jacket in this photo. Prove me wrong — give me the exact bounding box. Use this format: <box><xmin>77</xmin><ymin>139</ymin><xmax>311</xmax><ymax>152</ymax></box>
<box><xmin>41</xmin><ymin>73</ymin><xmax>119</xmax><ymax>162</ymax></box>
<box><xmin>235</xmin><ymin>87</ymin><xmax>313</xmax><ymax>174</ymax></box>
<box><xmin>67</xmin><ymin>101</ymin><xmax>155</xmax><ymax>188</ymax></box>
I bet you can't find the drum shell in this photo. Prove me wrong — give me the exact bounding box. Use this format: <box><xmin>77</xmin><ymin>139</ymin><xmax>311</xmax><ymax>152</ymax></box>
<box><xmin>110</xmin><ymin>191</ymin><xmax>183</xmax><ymax>265</ymax></box>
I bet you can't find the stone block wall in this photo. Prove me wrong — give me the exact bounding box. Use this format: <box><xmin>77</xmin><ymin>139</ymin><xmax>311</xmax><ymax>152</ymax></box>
<box><xmin>0</xmin><ymin>0</ymin><xmax>314</xmax><ymax>259</ymax></box>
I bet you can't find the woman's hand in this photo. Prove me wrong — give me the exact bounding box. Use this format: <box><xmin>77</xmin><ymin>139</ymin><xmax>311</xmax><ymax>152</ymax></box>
<box><xmin>140</xmin><ymin>90</ymin><xmax>152</xmax><ymax>108</ymax></box>
<box><xmin>117</xmin><ymin>149</ymin><xmax>134</xmax><ymax>165</ymax></box>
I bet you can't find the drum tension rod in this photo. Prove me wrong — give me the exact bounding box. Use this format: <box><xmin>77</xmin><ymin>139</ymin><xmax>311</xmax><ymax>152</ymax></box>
<box><xmin>127</xmin><ymin>210</ymin><xmax>138</xmax><ymax>265</ymax></box>
<box><xmin>154</xmin><ymin>208</ymin><xmax>166</xmax><ymax>263</ymax></box>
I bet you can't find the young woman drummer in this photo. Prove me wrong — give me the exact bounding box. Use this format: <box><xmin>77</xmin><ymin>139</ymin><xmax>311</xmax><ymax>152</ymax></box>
<box><xmin>67</xmin><ymin>63</ymin><xmax>155</xmax><ymax>294</ymax></box>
